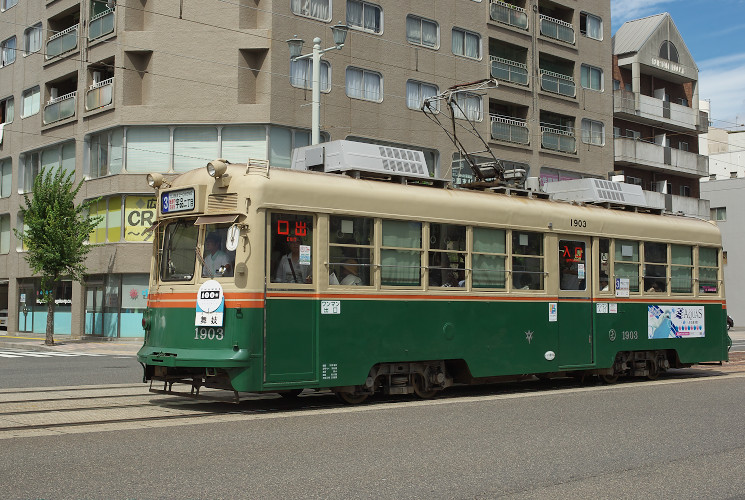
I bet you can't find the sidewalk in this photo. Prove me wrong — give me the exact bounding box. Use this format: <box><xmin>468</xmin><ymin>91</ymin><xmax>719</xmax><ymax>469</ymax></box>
<box><xmin>0</xmin><ymin>333</ymin><xmax>142</xmax><ymax>356</ymax></box>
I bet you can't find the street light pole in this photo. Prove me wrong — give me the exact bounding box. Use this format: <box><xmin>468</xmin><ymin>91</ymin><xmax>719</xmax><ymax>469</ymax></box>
<box><xmin>287</xmin><ymin>23</ymin><xmax>348</xmax><ymax>146</ymax></box>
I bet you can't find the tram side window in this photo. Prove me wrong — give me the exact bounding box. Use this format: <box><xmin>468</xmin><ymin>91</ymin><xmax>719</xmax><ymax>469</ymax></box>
<box><xmin>201</xmin><ymin>224</ymin><xmax>235</xmax><ymax>278</ymax></box>
<box><xmin>598</xmin><ymin>238</ymin><xmax>610</xmax><ymax>292</ymax></box>
<box><xmin>473</xmin><ymin>227</ymin><xmax>506</xmax><ymax>289</ymax></box>
<box><xmin>512</xmin><ymin>231</ymin><xmax>544</xmax><ymax>290</ymax></box>
<box><xmin>160</xmin><ymin>220</ymin><xmax>198</xmax><ymax>281</ymax></box>
<box><xmin>671</xmin><ymin>245</ymin><xmax>693</xmax><ymax>293</ymax></box>
<box><xmin>381</xmin><ymin>220</ymin><xmax>422</xmax><ymax>286</ymax></box>
<box><xmin>559</xmin><ymin>240</ymin><xmax>586</xmax><ymax>291</ymax></box>
<box><xmin>428</xmin><ymin>224</ymin><xmax>466</xmax><ymax>287</ymax></box>
<box><xmin>270</xmin><ymin>213</ymin><xmax>314</xmax><ymax>284</ymax></box>
<box><xmin>698</xmin><ymin>247</ymin><xmax>718</xmax><ymax>294</ymax></box>
<box><xmin>614</xmin><ymin>240</ymin><xmax>639</xmax><ymax>293</ymax></box>
<box><xmin>644</xmin><ymin>242</ymin><xmax>667</xmax><ymax>293</ymax></box>
<box><xmin>329</xmin><ymin>216</ymin><xmax>373</xmax><ymax>286</ymax></box>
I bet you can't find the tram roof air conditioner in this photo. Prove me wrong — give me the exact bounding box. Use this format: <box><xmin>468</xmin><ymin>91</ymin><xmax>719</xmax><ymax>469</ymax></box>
<box><xmin>291</xmin><ymin>140</ymin><xmax>442</xmax><ymax>183</ymax></box>
<box><xmin>542</xmin><ymin>178</ymin><xmax>648</xmax><ymax>208</ymax></box>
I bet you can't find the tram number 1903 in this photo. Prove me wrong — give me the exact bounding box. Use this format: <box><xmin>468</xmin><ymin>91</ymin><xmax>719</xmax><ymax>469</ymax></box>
<box><xmin>570</xmin><ymin>219</ymin><xmax>587</xmax><ymax>228</ymax></box>
<box><xmin>194</xmin><ymin>327</ymin><xmax>224</xmax><ymax>341</ymax></box>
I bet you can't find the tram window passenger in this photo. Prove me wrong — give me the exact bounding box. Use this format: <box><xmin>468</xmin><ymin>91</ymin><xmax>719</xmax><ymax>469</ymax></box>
<box><xmin>270</xmin><ymin>213</ymin><xmax>314</xmax><ymax>284</ymax></box>
<box><xmin>329</xmin><ymin>216</ymin><xmax>372</xmax><ymax>286</ymax></box>
<box><xmin>202</xmin><ymin>230</ymin><xmax>234</xmax><ymax>278</ymax></box>
<box><xmin>599</xmin><ymin>274</ymin><xmax>609</xmax><ymax>292</ymax></box>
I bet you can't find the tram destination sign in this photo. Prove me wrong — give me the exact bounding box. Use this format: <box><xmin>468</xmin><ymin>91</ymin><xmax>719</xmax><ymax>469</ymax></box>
<box><xmin>161</xmin><ymin>188</ymin><xmax>195</xmax><ymax>214</ymax></box>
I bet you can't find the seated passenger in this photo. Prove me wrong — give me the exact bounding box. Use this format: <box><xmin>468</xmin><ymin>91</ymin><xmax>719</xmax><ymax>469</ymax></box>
<box><xmin>275</xmin><ymin>238</ymin><xmax>312</xmax><ymax>283</ymax></box>
<box><xmin>340</xmin><ymin>259</ymin><xmax>363</xmax><ymax>286</ymax></box>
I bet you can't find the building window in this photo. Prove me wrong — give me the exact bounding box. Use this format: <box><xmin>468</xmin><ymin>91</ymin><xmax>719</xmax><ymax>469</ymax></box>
<box><xmin>613</xmin><ymin>126</ymin><xmax>620</xmax><ymax>138</ymax></box>
<box><xmin>89</xmin><ymin>129</ymin><xmax>124</xmax><ymax>178</ymax></box>
<box><xmin>625</xmin><ymin>175</ymin><xmax>642</xmax><ymax>186</ymax></box>
<box><xmin>1</xmin><ymin>96</ymin><xmax>12</xmax><ymax>124</ymax></box>
<box><xmin>347</xmin><ymin>0</ymin><xmax>382</xmax><ymax>34</ymax></box>
<box><xmin>173</xmin><ymin>126</ymin><xmax>219</xmax><ymax>173</ymax></box>
<box><xmin>0</xmin><ymin>213</ymin><xmax>9</xmax><ymax>254</ymax></box>
<box><xmin>581</xmin><ymin>119</ymin><xmax>604</xmax><ymax>146</ymax></box>
<box><xmin>290</xmin><ymin>0</ymin><xmax>331</xmax><ymax>21</ymax></box>
<box><xmin>711</xmin><ymin>207</ymin><xmax>726</xmax><ymax>221</ymax></box>
<box><xmin>1</xmin><ymin>36</ymin><xmax>16</xmax><ymax>67</ymax></box>
<box><xmin>346</xmin><ymin>67</ymin><xmax>382</xmax><ymax>102</ymax></box>
<box><xmin>452</xmin><ymin>92</ymin><xmax>482</xmax><ymax>121</ymax></box>
<box><xmin>1</xmin><ymin>0</ymin><xmax>18</xmax><ymax>11</ymax></box>
<box><xmin>613</xmin><ymin>79</ymin><xmax>620</xmax><ymax>90</ymax></box>
<box><xmin>21</xmin><ymin>86</ymin><xmax>40</xmax><ymax>118</ymax></box>
<box><xmin>20</xmin><ymin>142</ymin><xmax>75</xmax><ymax>193</ymax></box>
<box><xmin>679</xmin><ymin>185</ymin><xmax>690</xmax><ymax>197</ymax></box>
<box><xmin>659</xmin><ymin>41</ymin><xmax>679</xmax><ymax>63</ymax></box>
<box><xmin>406</xmin><ymin>15</ymin><xmax>438</xmax><ymax>49</ymax></box>
<box><xmin>406</xmin><ymin>80</ymin><xmax>438</xmax><ymax>111</ymax></box>
<box><xmin>679</xmin><ymin>142</ymin><xmax>688</xmax><ymax>152</ymax></box>
<box><xmin>580</xmin><ymin>12</ymin><xmax>602</xmax><ymax>40</ymax></box>
<box><xmin>626</xmin><ymin>129</ymin><xmax>640</xmax><ymax>140</ymax></box>
<box><xmin>580</xmin><ymin>64</ymin><xmax>603</xmax><ymax>91</ymax></box>
<box><xmin>290</xmin><ymin>58</ymin><xmax>331</xmax><ymax>92</ymax></box>
<box><xmin>0</xmin><ymin>158</ymin><xmax>11</xmax><ymax>197</ymax></box>
<box><xmin>452</xmin><ymin>27</ymin><xmax>480</xmax><ymax>59</ymax></box>
<box><xmin>24</xmin><ymin>23</ymin><xmax>42</xmax><ymax>55</ymax></box>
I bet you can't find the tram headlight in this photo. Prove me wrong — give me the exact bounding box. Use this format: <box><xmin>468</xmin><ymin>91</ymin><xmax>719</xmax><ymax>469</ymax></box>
<box><xmin>207</xmin><ymin>159</ymin><xmax>228</xmax><ymax>178</ymax></box>
<box><xmin>146</xmin><ymin>173</ymin><xmax>164</xmax><ymax>188</ymax></box>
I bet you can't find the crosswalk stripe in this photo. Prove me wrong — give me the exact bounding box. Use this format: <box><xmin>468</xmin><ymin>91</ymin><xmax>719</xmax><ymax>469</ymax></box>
<box><xmin>0</xmin><ymin>353</ymin><xmax>22</xmax><ymax>358</ymax></box>
<box><xmin>0</xmin><ymin>350</ymin><xmax>109</xmax><ymax>358</ymax></box>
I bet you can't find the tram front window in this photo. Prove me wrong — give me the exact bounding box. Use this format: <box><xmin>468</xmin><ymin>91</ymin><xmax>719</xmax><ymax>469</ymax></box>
<box><xmin>161</xmin><ymin>220</ymin><xmax>199</xmax><ymax>281</ymax></box>
<box><xmin>201</xmin><ymin>224</ymin><xmax>235</xmax><ymax>278</ymax></box>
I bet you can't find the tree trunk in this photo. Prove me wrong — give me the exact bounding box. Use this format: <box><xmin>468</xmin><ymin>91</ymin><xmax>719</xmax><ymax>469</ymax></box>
<box><xmin>46</xmin><ymin>296</ymin><xmax>55</xmax><ymax>346</ymax></box>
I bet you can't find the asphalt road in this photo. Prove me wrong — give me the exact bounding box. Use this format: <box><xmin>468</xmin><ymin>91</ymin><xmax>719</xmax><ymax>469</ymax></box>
<box><xmin>2</xmin><ymin>364</ymin><xmax>745</xmax><ymax>499</ymax></box>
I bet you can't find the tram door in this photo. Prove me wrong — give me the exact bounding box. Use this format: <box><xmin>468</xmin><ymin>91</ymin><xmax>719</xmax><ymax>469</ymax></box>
<box><xmin>557</xmin><ymin>237</ymin><xmax>593</xmax><ymax>367</ymax></box>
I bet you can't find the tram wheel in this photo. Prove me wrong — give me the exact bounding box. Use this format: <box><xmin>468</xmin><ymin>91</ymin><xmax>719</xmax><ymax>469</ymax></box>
<box><xmin>412</xmin><ymin>374</ymin><xmax>437</xmax><ymax>399</ymax></box>
<box><xmin>601</xmin><ymin>373</ymin><xmax>619</xmax><ymax>384</ymax></box>
<box><xmin>336</xmin><ymin>392</ymin><xmax>368</xmax><ymax>405</ymax></box>
<box><xmin>646</xmin><ymin>361</ymin><xmax>660</xmax><ymax>380</ymax></box>
<box><xmin>279</xmin><ymin>389</ymin><xmax>304</xmax><ymax>399</ymax></box>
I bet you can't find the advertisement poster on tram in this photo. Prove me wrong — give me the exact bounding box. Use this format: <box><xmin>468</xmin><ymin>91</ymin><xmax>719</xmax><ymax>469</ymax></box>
<box><xmin>648</xmin><ymin>305</ymin><xmax>705</xmax><ymax>339</ymax></box>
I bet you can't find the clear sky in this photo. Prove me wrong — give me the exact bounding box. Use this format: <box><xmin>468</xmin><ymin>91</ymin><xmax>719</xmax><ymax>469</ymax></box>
<box><xmin>611</xmin><ymin>0</ymin><xmax>745</xmax><ymax>131</ymax></box>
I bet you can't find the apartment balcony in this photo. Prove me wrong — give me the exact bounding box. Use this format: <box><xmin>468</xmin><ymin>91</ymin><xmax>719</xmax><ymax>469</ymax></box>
<box><xmin>539</xmin><ymin>14</ymin><xmax>574</xmax><ymax>44</ymax></box>
<box><xmin>46</xmin><ymin>25</ymin><xmax>79</xmax><ymax>60</ymax></box>
<box><xmin>86</xmin><ymin>78</ymin><xmax>113</xmax><ymax>111</ymax></box>
<box><xmin>614</xmin><ymin>137</ymin><xmax>708</xmax><ymax>178</ymax></box>
<box><xmin>644</xmin><ymin>191</ymin><xmax>710</xmax><ymax>218</ymax></box>
<box><xmin>491</xmin><ymin>115</ymin><xmax>529</xmax><ymax>145</ymax></box>
<box><xmin>89</xmin><ymin>8</ymin><xmax>115</xmax><ymax>41</ymax></box>
<box><xmin>613</xmin><ymin>89</ymin><xmax>707</xmax><ymax>133</ymax></box>
<box><xmin>540</xmin><ymin>70</ymin><xmax>575</xmax><ymax>98</ymax></box>
<box><xmin>490</xmin><ymin>56</ymin><xmax>529</xmax><ymax>86</ymax></box>
<box><xmin>490</xmin><ymin>0</ymin><xmax>528</xmax><ymax>30</ymax></box>
<box><xmin>43</xmin><ymin>91</ymin><xmax>76</xmax><ymax>125</ymax></box>
<box><xmin>541</xmin><ymin>126</ymin><xmax>576</xmax><ymax>154</ymax></box>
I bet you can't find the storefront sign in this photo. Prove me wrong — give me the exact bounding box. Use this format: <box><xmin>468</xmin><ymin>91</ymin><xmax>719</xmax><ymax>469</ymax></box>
<box><xmin>125</xmin><ymin>196</ymin><xmax>157</xmax><ymax>241</ymax></box>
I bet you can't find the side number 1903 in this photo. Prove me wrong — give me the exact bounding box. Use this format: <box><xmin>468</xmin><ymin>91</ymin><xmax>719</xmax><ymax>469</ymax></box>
<box><xmin>194</xmin><ymin>327</ymin><xmax>224</xmax><ymax>340</ymax></box>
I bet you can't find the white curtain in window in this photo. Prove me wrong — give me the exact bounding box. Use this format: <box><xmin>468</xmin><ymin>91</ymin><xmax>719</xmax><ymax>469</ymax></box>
<box><xmin>173</xmin><ymin>127</ymin><xmax>219</xmax><ymax>172</ymax></box>
<box><xmin>465</xmin><ymin>32</ymin><xmax>479</xmax><ymax>58</ymax></box>
<box><xmin>422</xmin><ymin>20</ymin><xmax>438</xmax><ymax>47</ymax></box>
<box><xmin>452</xmin><ymin>29</ymin><xmax>464</xmax><ymax>55</ymax></box>
<box><xmin>25</xmin><ymin>24</ymin><xmax>42</xmax><ymax>54</ymax></box>
<box><xmin>453</xmin><ymin>93</ymin><xmax>481</xmax><ymax>121</ymax></box>
<box><xmin>406</xmin><ymin>81</ymin><xmax>437</xmax><ymax>110</ymax></box>
<box><xmin>110</xmin><ymin>128</ymin><xmax>123</xmax><ymax>174</ymax></box>
<box><xmin>347</xmin><ymin>0</ymin><xmax>363</xmax><ymax>28</ymax></box>
<box><xmin>126</xmin><ymin>126</ymin><xmax>170</xmax><ymax>173</ymax></box>
<box><xmin>1</xmin><ymin>37</ymin><xmax>15</xmax><ymax>66</ymax></box>
<box><xmin>290</xmin><ymin>59</ymin><xmax>330</xmax><ymax>91</ymax></box>
<box><xmin>406</xmin><ymin>16</ymin><xmax>421</xmax><ymax>44</ymax></box>
<box><xmin>291</xmin><ymin>0</ymin><xmax>330</xmax><ymax>20</ymax></box>
<box><xmin>22</xmin><ymin>87</ymin><xmax>40</xmax><ymax>117</ymax></box>
<box><xmin>0</xmin><ymin>159</ymin><xmax>10</xmax><ymax>198</ymax></box>
<box><xmin>363</xmin><ymin>3</ymin><xmax>381</xmax><ymax>32</ymax></box>
<box><xmin>0</xmin><ymin>215</ymin><xmax>9</xmax><ymax>254</ymax></box>
<box><xmin>346</xmin><ymin>67</ymin><xmax>363</xmax><ymax>99</ymax></box>
<box><xmin>222</xmin><ymin>125</ymin><xmax>267</xmax><ymax>163</ymax></box>
<box><xmin>582</xmin><ymin>119</ymin><xmax>603</xmax><ymax>145</ymax></box>
<box><xmin>587</xmin><ymin>15</ymin><xmax>601</xmax><ymax>39</ymax></box>
<box><xmin>363</xmin><ymin>71</ymin><xmax>381</xmax><ymax>101</ymax></box>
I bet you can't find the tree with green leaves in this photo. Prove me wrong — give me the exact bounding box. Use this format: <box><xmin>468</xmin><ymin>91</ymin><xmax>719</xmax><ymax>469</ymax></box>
<box><xmin>14</xmin><ymin>167</ymin><xmax>103</xmax><ymax>345</ymax></box>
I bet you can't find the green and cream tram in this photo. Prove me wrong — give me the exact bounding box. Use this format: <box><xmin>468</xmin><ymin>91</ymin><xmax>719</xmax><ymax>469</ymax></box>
<box><xmin>138</xmin><ymin>143</ymin><xmax>730</xmax><ymax>403</ymax></box>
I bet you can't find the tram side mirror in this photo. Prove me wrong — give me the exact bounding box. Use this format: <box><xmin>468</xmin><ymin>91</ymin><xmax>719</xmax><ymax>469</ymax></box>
<box><xmin>226</xmin><ymin>224</ymin><xmax>240</xmax><ymax>252</ymax></box>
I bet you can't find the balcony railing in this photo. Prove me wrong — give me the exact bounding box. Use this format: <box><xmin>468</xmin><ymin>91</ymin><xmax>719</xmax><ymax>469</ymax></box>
<box><xmin>491</xmin><ymin>114</ymin><xmax>529</xmax><ymax>144</ymax></box>
<box><xmin>540</xmin><ymin>69</ymin><xmax>575</xmax><ymax>97</ymax></box>
<box><xmin>490</xmin><ymin>56</ymin><xmax>529</xmax><ymax>86</ymax></box>
<box><xmin>613</xmin><ymin>137</ymin><xmax>708</xmax><ymax>177</ymax></box>
<box><xmin>541</xmin><ymin>126</ymin><xmax>576</xmax><ymax>153</ymax></box>
<box><xmin>86</xmin><ymin>78</ymin><xmax>113</xmax><ymax>111</ymax></box>
<box><xmin>490</xmin><ymin>0</ymin><xmax>528</xmax><ymax>30</ymax></box>
<box><xmin>89</xmin><ymin>8</ymin><xmax>115</xmax><ymax>40</ymax></box>
<box><xmin>539</xmin><ymin>14</ymin><xmax>574</xmax><ymax>44</ymax></box>
<box><xmin>46</xmin><ymin>24</ymin><xmax>79</xmax><ymax>60</ymax></box>
<box><xmin>43</xmin><ymin>91</ymin><xmax>76</xmax><ymax>124</ymax></box>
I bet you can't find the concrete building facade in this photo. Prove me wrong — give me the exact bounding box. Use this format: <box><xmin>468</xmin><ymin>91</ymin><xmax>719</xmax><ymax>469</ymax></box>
<box><xmin>0</xmin><ymin>0</ymin><xmax>612</xmax><ymax>337</ymax></box>
<box><xmin>611</xmin><ymin>13</ymin><xmax>709</xmax><ymax>217</ymax></box>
